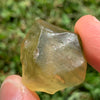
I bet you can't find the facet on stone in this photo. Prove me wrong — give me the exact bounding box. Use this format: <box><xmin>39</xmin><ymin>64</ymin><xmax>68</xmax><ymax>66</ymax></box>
<box><xmin>20</xmin><ymin>19</ymin><xmax>87</xmax><ymax>94</ymax></box>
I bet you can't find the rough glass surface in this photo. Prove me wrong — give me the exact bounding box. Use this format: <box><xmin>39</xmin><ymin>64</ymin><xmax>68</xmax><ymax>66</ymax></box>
<box><xmin>21</xmin><ymin>19</ymin><xmax>87</xmax><ymax>94</ymax></box>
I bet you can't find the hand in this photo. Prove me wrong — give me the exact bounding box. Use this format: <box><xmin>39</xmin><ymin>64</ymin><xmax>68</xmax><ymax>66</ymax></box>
<box><xmin>0</xmin><ymin>15</ymin><xmax>100</xmax><ymax>100</ymax></box>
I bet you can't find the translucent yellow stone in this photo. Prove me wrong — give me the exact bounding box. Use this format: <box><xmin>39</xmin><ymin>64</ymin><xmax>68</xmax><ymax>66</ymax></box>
<box><xmin>20</xmin><ymin>19</ymin><xmax>87</xmax><ymax>94</ymax></box>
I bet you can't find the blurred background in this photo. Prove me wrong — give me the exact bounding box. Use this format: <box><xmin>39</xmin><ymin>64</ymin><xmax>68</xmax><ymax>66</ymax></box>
<box><xmin>0</xmin><ymin>0</ymin><xmax>100</xmax><ymax>100</ymax></box>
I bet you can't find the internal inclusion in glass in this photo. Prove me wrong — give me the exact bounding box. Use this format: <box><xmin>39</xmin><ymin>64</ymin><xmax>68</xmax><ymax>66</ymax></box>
<box><xmin>21</xmin><ymin>19</ymin><xmax>87</xmax><ymax>94</ymax></box>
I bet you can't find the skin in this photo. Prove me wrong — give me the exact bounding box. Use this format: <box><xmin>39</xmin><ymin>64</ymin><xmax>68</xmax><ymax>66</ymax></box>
<box><xmin>0</xmin><ymin>15</ymin><xmax>100</xmax><ymax>100</ymax></box>
<box><xmin>75</xmin><ymin>15</ymin><xmax>100</xmax><ymax>72</ymax></box>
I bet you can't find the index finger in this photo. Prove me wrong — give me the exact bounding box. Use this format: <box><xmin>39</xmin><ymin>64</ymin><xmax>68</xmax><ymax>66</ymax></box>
<box><xmin>74</xmin><ymin>15</ymin><xmax>100</xmax><ymax>72</ymax></box>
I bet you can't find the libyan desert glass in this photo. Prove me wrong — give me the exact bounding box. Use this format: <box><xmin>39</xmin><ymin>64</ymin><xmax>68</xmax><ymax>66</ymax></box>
<box><xmin>20</xmin><ymin>19</ymin><xmax>87</xmax><ymax>94</ymax></box>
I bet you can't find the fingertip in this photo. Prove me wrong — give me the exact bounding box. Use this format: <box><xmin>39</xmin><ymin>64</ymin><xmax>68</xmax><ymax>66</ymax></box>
<box><xmin>0</xmin><ymin>75</ymin><xmax>40</xmax><ymax>100</ymax></box>
<box><xmin>74</xmin><ymin>15</ymin><xmax>100</xmax><ymax>72</ymax></box>
<box><xmin>74</xmin><ymin>15</ymin><xmax>99</xmax><ymax>34</ymax></box>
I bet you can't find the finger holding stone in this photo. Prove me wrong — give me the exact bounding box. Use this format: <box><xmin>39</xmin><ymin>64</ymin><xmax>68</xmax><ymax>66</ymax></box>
<box><xmin>74</xmin><ymin>15</ymin><xmax>100</xmax><ymax>72</ymax></box>
<box><xmin>0</xmin><ymin>75</ymin><xmax>40</xmax><ymax>100</ymax></box>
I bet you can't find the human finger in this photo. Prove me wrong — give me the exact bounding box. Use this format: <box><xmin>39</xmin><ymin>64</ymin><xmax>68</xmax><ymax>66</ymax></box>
<box><xmin>0</xmin><ymin>75</ymin><xmax>40</xmax><ymax>100</ymax></box>
<box><xmin>74</xmin><ymin>15</ymin><xmax>100</xmax><ymax>72</ymax></box>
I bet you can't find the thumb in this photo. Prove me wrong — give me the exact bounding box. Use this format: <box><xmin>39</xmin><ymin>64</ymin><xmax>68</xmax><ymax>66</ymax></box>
<box><xmin>0</xmin><ymin>75</ymin><xmax>40</xmax><ymax>100</ymax></box>
<box><xmin>74</xmin><ymin>15</ymin><xmax>100</xmax><ymax>72</ymax></box>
